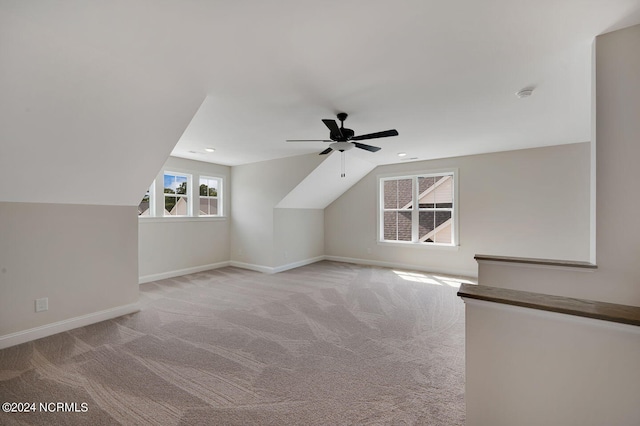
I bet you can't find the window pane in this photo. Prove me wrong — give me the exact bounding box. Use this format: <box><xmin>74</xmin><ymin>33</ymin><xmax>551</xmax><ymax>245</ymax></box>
<box><xmin>383</xmin><ymin>211</ymin><xmax>412</xmax><ymax>241</ymax></box>
<box><xmin>418</xmin><ymin>176</ymin><xmax>436</xmax><ymax>194</ymax></box>
<box><xmin>383</xmin><ymin>181</ymin><xmax>397</xmax><ymax>208</ymax></box>
<box><xmin>164</xmin><ymin>173</ymin><xmax>188</xmax><ymax>195</ymax></box>
<box><xmin>198</xmin><ymin>198</ymin><xmax>219</xmax><ymax>216</ymax></box>
<box><xmin>418</xmin><ymin>176</ymin><xmax>436</xmax><ymax>208</ymax></box>
<box><xmin>199</xmin><ymin>181</ymin><xmax>208</xmax><ymax>196</ymax></box>
<box><xmin>384</xmin><ymin>179</ymin><xmax>412</xmax><ymax>209</ymax></box>
<box><xmin>165</xmin><ymin>196</ymin><xmax>188</xmax><ymax>215</ymax></box>
<box><xmin>175</xmin><ymin>176</ymin><xmax>187</xmax><ymax>194</ymax></box>
<box><xmin>434</xmin><ymin>175</ymin><xmax>453</xmax><ymax>208</ymax></box>
<box><xmin>165</xmin><ymin>195</ymin><xmax>177</xmax><ymax>214</ymax></box>
<box><xmin>138</xmin><ymin>191</ymin><xmax>150</xmax><ymax>216</ymax></box>
<box><xmin>419</xmin><ymin>211</ymin><xmax>452</xmax><ymax>243</ymax></box>
<box><xmin>418</xmin><ymin>175</ymin><xmax>454</xmax><ymax>208</ymax></box>
<box><xmin>200</xmin><ymin>177</ymin><xmax>219</xmax><ymax>197</ymax></box>
<box><xmin>164</xmin><ymin>174</ymin><xmax>176</xmax><ymax>194</ymax></box>
<box><xmin>208</xmin><ymin>179</ymin><xmax>218</xmax><ymax>196</ymax></box>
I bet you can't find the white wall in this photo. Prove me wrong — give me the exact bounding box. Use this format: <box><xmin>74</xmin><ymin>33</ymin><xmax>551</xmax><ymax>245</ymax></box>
<box><xmin>273</xmin><ymin>208</ymin><xmax>324</xmax><ymax>268</ymax></box>
<box><xmin>138</xmin><ymin>157</ymin><xmax>231</xmax><ymax>282</ymax></box>
<box><xmin>325</xmin><ymin>143</ymin><xmax>591</xmax><ymax>277</ymax></box>
<box><xmin>463</xmin><ymin>24</ymin><xmax>640</xmax><ymax>426</ymax></box>
<box><xmin>475</xmin><ymin>24</ymin><xmax>640</xmax><ymax>306</ymax></box>
<box><xmin>231</xmin><ymin>154</ymin><xmax>325</xmax><ymax>269</ymax></box>
<box><xmin>0</xmin><ymin>6</ymin><xmax>206</xmax><ymax>349</ymax></box>
<box><xmin>464</xmin><ymin>300</ymin><xmax>640</xmax><ymax>426</ymax></box>
<box><xmin>0</xmin><ymin>202</ymin><xmax>139</xmax><ymax>343</ymax></box>
<box><xmin>593</xmin><ymin>23</ymin><xmax>640</xmax><ymax>305</ymax></box>
<box><xmin>0</xmin><ymin>6</ymin><xmax>203</xmax><ymax>206</ymax></box>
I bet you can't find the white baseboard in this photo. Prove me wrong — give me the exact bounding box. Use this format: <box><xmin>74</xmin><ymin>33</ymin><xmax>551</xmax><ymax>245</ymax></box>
<box><xmin>228</xmin><ymin>261</ymin><xmax>275</xmax><ymax>274</ymax></box>
<box><xmin>139</xmin><ymin>261</ymin><xmax>231</xmax><ymax>284</ymax></box>
<box><xmin>230</xmin><ymin>256</ymin><xmax>325</xmax><ymax>274</ymax></box>
<box><xmin>0</xmin><ymin>303</ymin><xmax>141</xmax><ymax>350</ymax></box>
<box><xmin>230</xmin><ymin>255</ymin><xmax>476</xmax><ymax>278</ymax></box>
<box><xmin>324</xmin><ymin>255</ymin><xmax>477</xmax><ymax>279</ymax></box>
<box><xmin>272</xmin><ymin>256</ymin><xmax>326</xmax><ymax>273</ymax></box>
<box><xmin>139</xmin><ymin>256</ymin><xmax>475</xmax><ymax>280</ymax></box>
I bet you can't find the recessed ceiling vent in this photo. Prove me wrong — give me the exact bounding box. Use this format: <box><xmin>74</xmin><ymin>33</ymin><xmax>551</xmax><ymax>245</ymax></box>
<box><xmin>516</xmin><ymin>88</ymin><xmax>534</xmax><ymax>98</ymax></box>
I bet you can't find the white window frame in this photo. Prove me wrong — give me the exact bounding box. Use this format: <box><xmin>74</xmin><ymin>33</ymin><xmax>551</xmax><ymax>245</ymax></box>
<box><xmin>378</xmin><ymin>169</ymin><xmax>458</xmax><ymax>247</ymax></box>
<box><xmin>138</xmin><ymin>168</ymin><xmax>226</xmax><ymax>221</ymax></box>
<box><xmin>198</xmin><ymin>176</ymin><xmax>223</xmax><ymax>217</ymax></box>
<box><xmin>163</xmin><ymin>171</ymin><xmax>192</xmax><ymax>217</ymax></box>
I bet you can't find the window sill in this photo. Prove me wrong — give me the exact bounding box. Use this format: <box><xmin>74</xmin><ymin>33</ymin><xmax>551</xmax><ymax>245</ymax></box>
<box><xmin>377</xmin><ymin>240</ymin><xmax>460</xmax><ymax>251</ymax></box>
<box><xmin>138</xmin><ymin>216</ymin><xmax>227</xmax><ymax>223</ymax></box>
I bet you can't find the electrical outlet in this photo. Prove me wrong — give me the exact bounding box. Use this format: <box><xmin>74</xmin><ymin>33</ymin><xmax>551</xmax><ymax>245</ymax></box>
<box><xmin>35</xmin><ymin>297</ymin><xmax>48</xmax><ymax>312</ymax></box>
<box><xmin>238</xmin><ymin>248</ymin><xmax>243</xmax><ymax>256</ymax></box>
<box><xmin>284</xmin><ymin>251</ymin><xmax>289</xmax><ymax>259</ymax></box>
<box><xmin>366</xmin><ymin>247</ymin><xmax>372</xmax><ymax>254</ymax></box>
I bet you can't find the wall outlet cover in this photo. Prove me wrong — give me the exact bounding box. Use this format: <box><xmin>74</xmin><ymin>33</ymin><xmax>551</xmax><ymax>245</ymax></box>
<box><xmin>35</xmin><ymin>297</ymin><xmax>48</xmax><ymax>312</ymax></box>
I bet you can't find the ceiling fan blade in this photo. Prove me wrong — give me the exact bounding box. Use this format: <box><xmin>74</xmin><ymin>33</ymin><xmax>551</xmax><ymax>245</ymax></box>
<box><xmin>319</xmin><ymin>147</ymin><xmax>333</xmax><ymax>155</ymax></box>
<box><xmin>286</xmin><ymin>139</ymin><xmax>332</xmax><ymax>142</ymax></box>
<box><xmin>351</xmin><ymin>129</ymin><xmax>399</xmax><ymax>141</ymax></box>
<box><xmin>322</xmin><ymin>119</ymin><xmax>343</xmax><ymax>138</ymax></box>
<box><xmin>353</xmin><ymin>142</ymin><xmax>381</xmax><ymax>152</ymax></box>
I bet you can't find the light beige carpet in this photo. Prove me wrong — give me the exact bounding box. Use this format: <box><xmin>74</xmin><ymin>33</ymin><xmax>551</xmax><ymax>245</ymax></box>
<box><xmin>0</xmin><ymin>261</ymin><xmax>467</xmax><ymax>425</ymax></box>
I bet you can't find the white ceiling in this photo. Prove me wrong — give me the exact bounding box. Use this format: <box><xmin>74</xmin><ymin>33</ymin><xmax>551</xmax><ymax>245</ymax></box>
<box><xmin>2</xmin><ymin>0</ymin><xmax>640</xmax><ymax>198</ymax></box>
<box><xmin>167</xmin><ymin>0</ymin><xmax>640</xmax><ymax>166</ymax></box>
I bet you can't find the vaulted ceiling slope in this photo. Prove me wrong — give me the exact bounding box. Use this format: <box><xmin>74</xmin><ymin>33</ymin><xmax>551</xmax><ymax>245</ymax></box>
<box><xmin>0</xmin><ymin>2</ymin><xmax>204</xmax><ymax>205</ymax></box>
<box><xmin>276</xmin><ymin>152</ymin><xmax>376</xmax><ymax>209</ymax></box>
<box><xmin>1</xmin><ymin>1</ymin><xmax>640</xmax><ymax>206</ymax></box>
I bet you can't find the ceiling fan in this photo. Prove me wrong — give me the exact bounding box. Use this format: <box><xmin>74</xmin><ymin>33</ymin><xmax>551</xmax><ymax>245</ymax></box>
<box><xmin>287</xmin><ymin>112</ymin><xmax>399</xmax><ymax>155</ymax></box>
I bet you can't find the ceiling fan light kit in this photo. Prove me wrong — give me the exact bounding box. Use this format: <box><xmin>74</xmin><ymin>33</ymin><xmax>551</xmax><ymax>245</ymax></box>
<box><xmin>286</xmin><ymin>112</ymin><xmax>399</xmax><ymax>177</ymax></box>
<box><xmin>329</xmin><ymin>141</ymin><xmax>354</xmax><ymax>152</ymax></box>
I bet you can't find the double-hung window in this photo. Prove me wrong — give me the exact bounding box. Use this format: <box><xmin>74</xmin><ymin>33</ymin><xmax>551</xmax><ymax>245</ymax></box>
<box><xmin>163</xmin><ymin>172</ymin><xmax>190</xmax><ymax>216</ymax></box>
<box><xmin>138</xmin><ymin>169</ymin><xmax>225</xmax><ymax>219</ymax></box>
<box><xmin>199</xmin><ymin>176</ymin><xmax>221</xmax><ymax>216</ymax></box>
<box><xmin>380</xmin><ymin>171</ymin><xmax>456</xmax><ymax>245</ymax></box>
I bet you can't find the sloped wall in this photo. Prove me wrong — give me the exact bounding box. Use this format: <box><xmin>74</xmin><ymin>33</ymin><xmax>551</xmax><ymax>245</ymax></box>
<box><xmin>0</xmin><ymin>5</ymin><xmax>204</xmax><ymax>206</ymax></box>
<box><xmin>0</xmin><ymin>4</ymin><xmax>204</xmax><ymax>346</ymax></box>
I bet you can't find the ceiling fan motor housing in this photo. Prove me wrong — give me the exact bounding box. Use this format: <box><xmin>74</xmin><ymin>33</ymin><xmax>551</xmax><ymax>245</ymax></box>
<box><xmin>331</xmin><ymin>127</ymin><xmax>354</xmax><ymax>141</ymax></box>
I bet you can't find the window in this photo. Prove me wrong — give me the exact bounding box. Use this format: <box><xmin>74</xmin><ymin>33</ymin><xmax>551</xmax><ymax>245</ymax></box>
<box><xmin>199</xmin><ymin>176</ymin><xmax>221</xmax><ymax>216</ymax></box>
<box><xmin>163</xmin><ymin>172</ymin><xmax>190</xmax><ymax>216</ymax></box>
<box><xmin>138</xmin><ymin>187</ymin><xmax>151</xmax><ymax>216</ymax></box>
<box><xmin>137</xmin><ymin>169</ymin><xmax>225</xmax><ymax>219</ymax></box>
<box><xmin>380</xmin><ymin>172</ymin><xmax>456</xmax><ymax>245</ymax></box>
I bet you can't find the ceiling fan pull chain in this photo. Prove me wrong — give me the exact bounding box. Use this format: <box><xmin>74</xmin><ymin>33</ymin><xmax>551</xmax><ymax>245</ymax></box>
<box><xmin>341</xmin><ymin>151</ymin><xmax>346</xmax><ymax>178</ymax></box>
